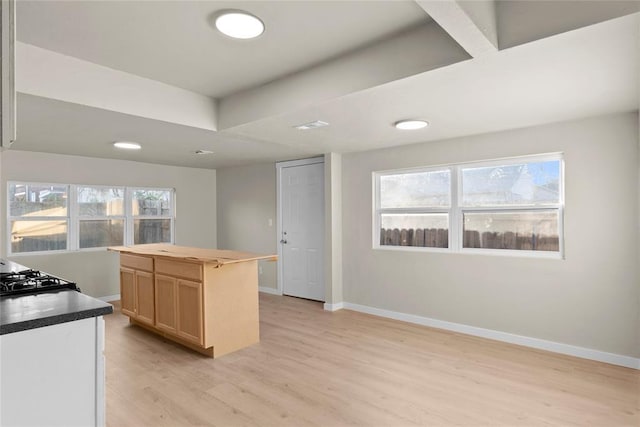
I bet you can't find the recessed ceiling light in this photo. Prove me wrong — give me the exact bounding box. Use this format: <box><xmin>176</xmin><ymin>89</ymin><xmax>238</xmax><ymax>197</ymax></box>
<box><xmin>294</xmin><ymin>120</ymin><xmax>329</xmax><ymax>130</ymax></box>
<box><xmin>214</xmin><ymin>11</ymin><xmax>264</xmax><ymax>39</ymax></box>
<box><xmin>113</xmin><ymin>141</ymin><xmax>141</xmax><ymax>150</ymax></box>
<box><xmin>394</xmin><ymin>120</ymin><xmax>429</xmax><ymax>130</ymax></box>
<box><xmin>195</xmin><ymin>150</ymin><xmax>214</xmax><ymax>155</ymax></box>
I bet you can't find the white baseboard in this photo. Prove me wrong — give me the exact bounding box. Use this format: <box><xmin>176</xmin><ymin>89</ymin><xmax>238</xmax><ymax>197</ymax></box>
<box><xmin>259</xmin><ymin>286</ymin><xmax>282</xmax><ymax>295</ymax></box>
<box><xmin>323</xmin><ymin>302</ymin><xmax>345</xmax><ymax>311</ymax></box>
<box><xmin>334</xmin><ymin>302</ymin><xmax>639</xmax><ymax>370</ymax></box>
<box><xmin>97</xmin><ymin>294</ymin><xmax>120</xmax><ymax>302</ymax></box>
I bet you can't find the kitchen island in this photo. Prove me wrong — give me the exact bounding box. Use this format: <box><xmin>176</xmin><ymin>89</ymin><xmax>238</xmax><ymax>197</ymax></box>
<box><xmin>108</xmin><ymin>244</ymin><xmax>277</xmax><ymax>357</ymax></box>
<box><xmin>0</xmin><ymin>259</ymin><xmax>113</xmax><ymax>427</ymax></box>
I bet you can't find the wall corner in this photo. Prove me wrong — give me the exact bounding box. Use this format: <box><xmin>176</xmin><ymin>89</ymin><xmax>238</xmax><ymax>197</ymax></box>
<box><xmin>324</xmin><ymin>152</ymin><xmax>343</xmax><ymax>305</ymax></box>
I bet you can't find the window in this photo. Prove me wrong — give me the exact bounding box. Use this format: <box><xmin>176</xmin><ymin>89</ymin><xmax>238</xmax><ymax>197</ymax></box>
<box><xmin>132</xmin><ymin>189</ymin><xmax>173</xmax><ymax>245</ymax></box>
<box><xmin>461</xmin><ymin>159</ymin><xmax>561</xmax><ymax>253</ymax></box>
<box><xmin>77</xmin><ymin>186</ymin><xmax>125</xmax><ymax>249</ymax></box>
<box><xmin>374</xmin><ymin>154</ymin><xmax>563</xmax><ymax>257</ymax></box>
<box><xmin>377</xmin><ymin>168</ymin><xmax>451</xmax><ymax>248</ymax></box>
<box><xmin>9</xmin><ymin>183</ymin><xmax>69</xmax><ymax>253</ymax></box>
<box><xmin>8</xmin><ymin>182</ymin><xmax>174</xmax><ymax>254</ymax></box>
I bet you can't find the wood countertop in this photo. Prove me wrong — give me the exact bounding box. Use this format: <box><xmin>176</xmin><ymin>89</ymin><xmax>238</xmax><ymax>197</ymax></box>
<box><xmin>108</xmin><ymin>244</ymin><xmax>277</xmax><ymax>267</ymax></box>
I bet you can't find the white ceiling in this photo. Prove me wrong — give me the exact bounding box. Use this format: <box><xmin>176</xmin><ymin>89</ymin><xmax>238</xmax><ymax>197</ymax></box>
<box><xmin>230</xmin><ymin>13</ymin><xmax>640</xmax><ymax>154</ymax></box>
<box><xmin>7</xmin><ymin>1</ymin><xmax>640</xmax><ymax>169</ymax></box>
<box><xmin>16</xmin><ymin>0</ymin><xmax>430</xmax><ymax>97</ymax></box>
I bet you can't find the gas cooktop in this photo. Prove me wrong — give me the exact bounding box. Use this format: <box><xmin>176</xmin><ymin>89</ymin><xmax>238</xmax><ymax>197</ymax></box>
<box><xmin>0</xmin><ymin>259</ymin><xmax>80</xmax><ymax>297</ymax></box>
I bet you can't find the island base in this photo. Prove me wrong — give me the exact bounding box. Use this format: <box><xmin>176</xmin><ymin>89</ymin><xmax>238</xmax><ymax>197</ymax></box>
<box><xmin>110</xmin><ymin>245</ymin><xmax>269</xmax><ymax>358</ymax></box>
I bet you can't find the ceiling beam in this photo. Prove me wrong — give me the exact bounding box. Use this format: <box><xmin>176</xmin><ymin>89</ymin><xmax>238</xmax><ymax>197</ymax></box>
<box><xmin>16</xmin><ymin>42</ymin><xmax>218</xmax><ymax>132</ymax></box>
<box><xmin>417</xmin><ymin>0</ymin><xmax>498</xmax><ymax>57</ymax></box>
<box><xmin>218</xmin><ymin>22</ymin><xmax>469</xmax><ymax>130</ymax></box>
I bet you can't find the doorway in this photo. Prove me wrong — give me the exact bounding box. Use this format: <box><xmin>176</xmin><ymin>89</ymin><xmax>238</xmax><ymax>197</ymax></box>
<box><xmin>276</xmin><ymin>157</ymin><xmax>325</xmax><ymax>301</ymax></box>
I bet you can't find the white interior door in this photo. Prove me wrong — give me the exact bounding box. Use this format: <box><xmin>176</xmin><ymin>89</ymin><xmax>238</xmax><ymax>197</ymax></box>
<box><xmin>279</xmin><ymin>160</ymin><xmax>325</xmax><ymax>301</ymax></box>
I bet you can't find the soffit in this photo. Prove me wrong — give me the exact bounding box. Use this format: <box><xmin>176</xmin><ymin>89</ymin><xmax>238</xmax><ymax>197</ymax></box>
<box><xmin>15</xmin><ymin>93</ymin><xmax>314</xmax><ymax>168</ymax></box>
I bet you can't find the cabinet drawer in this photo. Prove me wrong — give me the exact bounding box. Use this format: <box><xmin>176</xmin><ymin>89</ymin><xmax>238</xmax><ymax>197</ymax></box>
<box><xmin>120</xmin><ymin>254</ymin><xmax>154</xmax><ymax>272</ymax></box>
<box><xmin>155</xmin><ymin>258</ymin><xmax>202</xmax><ymax>281</ymax></box>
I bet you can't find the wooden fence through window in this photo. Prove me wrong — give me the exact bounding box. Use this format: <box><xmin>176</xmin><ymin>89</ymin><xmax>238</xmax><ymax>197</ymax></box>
<box><xmin>380</xmin><ymin>228</ymin><xmax>559</xmax><ymax>251</ymax></box>
<box><xmin>380</xmin><ymin>228</ymin><xmax>449</xmax><ymax>248</ymax></box>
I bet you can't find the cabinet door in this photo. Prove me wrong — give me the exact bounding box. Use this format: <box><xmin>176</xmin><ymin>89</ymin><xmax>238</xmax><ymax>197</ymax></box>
<box><xmin>176</xmin><ymin>279</ymin><xmax>203</xmax><ymax>345</ymax></box>
<box><xmin>155</xmin><ymin>274</ymin><xmax>177</xmax><ymax>334</ymax></box>
<box><xmin>135</xmin><ymin>271</ymin><xmax>155</xmax><ymax>325</ymax></box>
<box><xmin>120</xmin><ymin>268</ymin><xmax>136</xmax><ymax>317</ymax></box>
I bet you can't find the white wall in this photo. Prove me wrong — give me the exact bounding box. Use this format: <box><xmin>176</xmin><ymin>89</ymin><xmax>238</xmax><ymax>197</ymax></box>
<box><xmin>0</xmin><ymin>150</ymin><xmax>216</xmax><ymax>298</ymax></box>
<box><xmin>341</xmin><ymin>113</ymin><xmax>639</xmax><ymax>359</ymax></box>
<box><xmin>216</xmin><ymin>162</ymin><xmax>277</xmax><ymax>289</ymax></box>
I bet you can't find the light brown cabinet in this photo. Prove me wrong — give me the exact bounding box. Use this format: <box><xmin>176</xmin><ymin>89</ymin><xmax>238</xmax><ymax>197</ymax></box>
<box><xmin>119</xmin><ymin>254</ymin><xmax>155</xmax><ymax>326</ymax></box>
<box><xmin>134</xmin><ymin>270</ymin><xmax>155</xmax><ymax>325</ymax></box>
<box><xmin>154</xmin><ymin>274</ymin><xmax>177</xmax><ymax>334</ymax></box>
<box><xmin>176</xmin><ymin>279</ymin><xmax>203</xmax><ymax>345</ymax></box>
<box><xmin>154</xmin><ymin>274</ymin><xmax>203</xmax><ymax>345</ymax></box>
<box><xmin>119</xmin><ymin>267</ymin><xmax>136</xmax><ymax>317</ymax></box>
<box><xmin>110</xmin><ymin>244</ymin><xmax>276</xmax><ymax>358</ymax></box>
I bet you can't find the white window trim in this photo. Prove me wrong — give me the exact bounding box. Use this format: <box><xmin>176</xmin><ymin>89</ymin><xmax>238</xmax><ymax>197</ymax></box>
<box><xmin>7</xmin><ymin>182</ymin><xmax>175</xmax><ymax>255</ymax></box>
<box><xmin>374</xmin><ymin>165</ymin><xmax>453</xmax><ymax>250</ymax></box>
<box><xmin>7</xmin><ymin>181</ymin><xmax>70</xmax><ymax>255</ymax></box>
<box><xmin>129</xmin><ymin>186</ymin><xmax>176</xmax><ymax>246</ymax></box>
<box><xmin>373</xmin><ymin>153</ymin><xmax>564</xmax><ymax>259</ymax></box>
<box><xmin>76</xmin><ymin>184</ymin><xmax>125</xmax><ymax>250</ymax></box>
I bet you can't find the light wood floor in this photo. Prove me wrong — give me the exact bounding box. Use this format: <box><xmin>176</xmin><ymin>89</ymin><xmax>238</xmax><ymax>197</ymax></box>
<box><xmin>105</xmin><ymin>294</ymin><xmax>639</xmax><ymax>426</ymax></box>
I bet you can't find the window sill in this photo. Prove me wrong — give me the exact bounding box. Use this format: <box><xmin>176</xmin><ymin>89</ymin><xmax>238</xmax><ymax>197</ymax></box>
<box><xmin>9</xmin><ymin>247</ymin><xmax>112</xmax><ymax>257</ymax></box>
<box><xmin>373</xmin><ymin>245</ymin><xmax>452</xmax><ymax>254</ymax></box>
<box><xmin>372</xmin><ymin>245</ymin><xmax>564</xmax><ymax>259</ymax></box>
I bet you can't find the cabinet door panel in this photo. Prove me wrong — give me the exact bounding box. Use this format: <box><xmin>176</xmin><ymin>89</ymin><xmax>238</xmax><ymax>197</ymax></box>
<box><xmin>135</xmin><ymin>271</ymin><xmax>155</xmax><ymax>325</ymax></box>
<box><xmin>155</xmin><ymin>274</ymin><xmax>177</xmax><ymax>334</ymax></box>
<box><xmin>176</xmin><ymin>279</ymin><xmax>203</xmax><ymax>345</ymax></box>
<box><xmin>120</xmin><ymin>268</ymin><xmax>136</xmax><ymax>317</ymax></box>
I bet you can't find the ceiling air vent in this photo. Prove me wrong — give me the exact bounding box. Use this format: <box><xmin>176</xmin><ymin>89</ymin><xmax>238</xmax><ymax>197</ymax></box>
<box><xmin>294</xmin><ymin>120</ymin><xmax>329</xmax><ymax>130</ymax></box>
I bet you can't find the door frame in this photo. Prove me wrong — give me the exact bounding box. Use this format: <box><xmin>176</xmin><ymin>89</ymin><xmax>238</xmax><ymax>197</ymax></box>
<box><xmin>276</xmin><ymin>156</ymin><xmax>325</xmax><ymax>296</ymax></box>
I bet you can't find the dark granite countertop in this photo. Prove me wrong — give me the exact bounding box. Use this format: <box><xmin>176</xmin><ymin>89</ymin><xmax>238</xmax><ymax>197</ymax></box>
<box><xmin>0</xmin><ymin>290</ymin><xmax>113</xmax><ymax>335</ymax></box>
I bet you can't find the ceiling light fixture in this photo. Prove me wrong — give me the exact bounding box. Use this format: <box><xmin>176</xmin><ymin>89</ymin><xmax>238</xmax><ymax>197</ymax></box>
<box><xmin>113</xmin><ymin>141</ymin><xmax>141</xmax><ymax>150</ymax></box>
<box><xmin>394</xmin><ymin>120</ymin><xmax>429</xmax><ymax>130</ymax></box>
<box><xmin>195</xmin><ymin>150</ymin><xmax>214</xmax><ymax>155</ymax></box>
<box><xmin>294</xmin><ymin>120</ymin><xmax>329</xmax><ymax>130</ymax></box>
<box><xmin>214</xmin><ymin>11</ymin><xmax>264</xmax><ymax>39</ymax></box>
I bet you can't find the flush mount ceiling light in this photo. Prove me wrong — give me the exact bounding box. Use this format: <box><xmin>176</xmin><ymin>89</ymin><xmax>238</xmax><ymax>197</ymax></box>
<box><xmin>214</xmin><ymin>10</ymin><xmax>264</xmax><ymax>39</ymax></box>
<box><xmin>294</xmin><ymin>120</ymin><xmax>329</xmax><ymax>130</ymax></box>
<box><xmin>195</xmin><ymin>150</ymin><xmax>214</xmax><ymax>155</ymax></box>
<box><xmin>394</xmin><ymin>120</ymin><xmax>429</xmax><ymax>130</ymax></box>
<box><xmin>113</xmin><ymin>141</ymin><xmax>141</xmax><ymax>150</ymax></box>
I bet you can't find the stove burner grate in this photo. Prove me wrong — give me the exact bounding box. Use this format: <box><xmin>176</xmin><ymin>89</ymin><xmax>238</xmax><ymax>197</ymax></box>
<box><xmin>0</xmin><ymin>269</ymin><xmax>80</xmax><ymax>297</ymax></box>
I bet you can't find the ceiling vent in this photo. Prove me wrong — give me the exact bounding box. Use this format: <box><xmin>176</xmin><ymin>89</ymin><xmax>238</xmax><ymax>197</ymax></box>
<box><xmin>294</xmin><ymin>120</ymin><xmax>329</xmax><ymax>130</ymax></box>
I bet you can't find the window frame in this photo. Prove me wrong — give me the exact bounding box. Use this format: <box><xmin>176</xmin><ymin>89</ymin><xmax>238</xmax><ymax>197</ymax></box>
<box><xmin>373</xmin><ymin>153</ymin><xmax>564</xmax><ymax>259</ymax></box>
<box><xmin>7</xmin><ymin>182</ymin><xmax>175</xmax><ymax>255</ymax></box>
<box><xmin>7</xmin><ymin>181</ymin><xmax>71</xmax><ymax>255</ymax></box>
<box><xmin>373</xmin><ymin>165</ymin><xmax>454</xmax><ymax>253</ymax></box>
<box><xmin>128</xmin><ymin>187</ymin><xmax>176</xmax><ymax>246</ymax></box>
<box><xmin>76</xmin><ymin>184</ymin><xmax>127</xmax><ymax>250</ymax></box>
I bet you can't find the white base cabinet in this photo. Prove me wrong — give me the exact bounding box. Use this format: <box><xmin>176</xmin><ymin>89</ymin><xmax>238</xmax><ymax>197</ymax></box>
<box><xmin>0</xmin><ymin>317</ymin><xmax>106</xmax><ymax>427</ymax></box>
